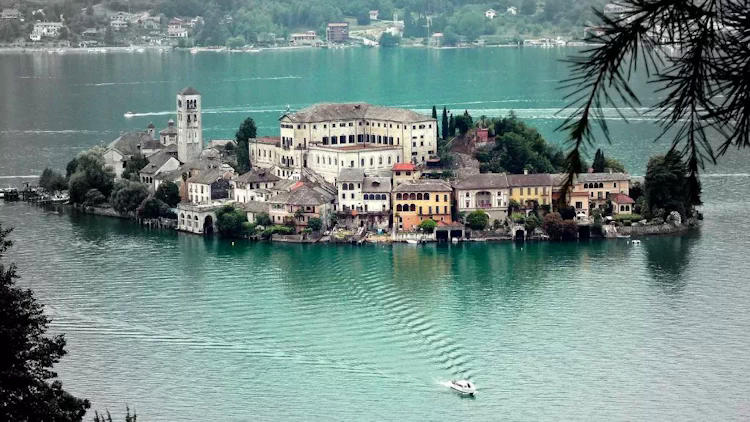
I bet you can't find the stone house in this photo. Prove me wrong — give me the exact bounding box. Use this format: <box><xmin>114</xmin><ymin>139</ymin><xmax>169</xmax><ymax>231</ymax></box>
<box><xmin>454</xmin><ymin>173</ymin><xmax>510</xmax><ymax>221</ymax></box>
<box><xmin>186</xmin><ymin>168</ymin><xmax>233</xmax><ymax>204</ymax></box>
<box><xmin>393</xmin><ymin>180</ymin><xmax>453</xmax><ymax>231</ymax></box>
<box><xmin>232</xmin><ymin>168</ymin><xmax>281</xmax><ymax>203</ymax></box>
<box><xmin>268</xmin><ymin>183</ymin><xmax>335</xmax><ymax>231</ymax></box>
<box><xmin>139</xmin><ymin>150</ymin><xmax>180</xmax><ymax>192</ymax></box>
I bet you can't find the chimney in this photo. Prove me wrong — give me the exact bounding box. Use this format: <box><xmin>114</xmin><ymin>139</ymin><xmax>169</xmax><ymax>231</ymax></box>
<box><xmin>523</xmin><ymin>169</ymin><xmax>528</xmax><ymax>175</ymax></box>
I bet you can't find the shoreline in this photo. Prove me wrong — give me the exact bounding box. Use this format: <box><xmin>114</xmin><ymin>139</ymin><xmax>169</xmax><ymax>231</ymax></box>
<box><xmin>16</xmin><ymin>200</ymin><xmax>697</xmax><ymax>245</ymax></box>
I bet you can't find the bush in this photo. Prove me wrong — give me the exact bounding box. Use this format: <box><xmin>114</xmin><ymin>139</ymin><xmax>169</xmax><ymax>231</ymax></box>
<box><xmin>492</xmin><ymin>219</ymin><xmax>502</xmax><ymax>230</ymax></box>
<box><xmin>255</xmin><ymin>212</ymin><xmax>272</xmax><ymax>227</ymax></box>
<box><xmin>614</xmin><ymin>213</ymin><xmax>643</xmax><ymax>223</ymax></box>
<box><xmin>561</xmin><ymin>220</ymin><xmax>579</xmax><ymax>240</ymax></box>
<box><xmin>215</xmin><ymin>205</ymin><xmax>247</xmax><ymax>238</ymax></box>
<box><xmin>308</xmin><ymin>217</ymin><xmax>323</xmax><ymax>232</ymax></box>
<box><xmin>261</xmin><ymin>225</ymin><xmax>294</xmax><ymax>239</ymax></box>
<box><xmin>543</xmin><ymin>212</ymin><xmax>563</xmax><ymax>239</ymax></box>
<box><xmin>83</xmin><ymin>188</ymin><xmax>106</xmax><ymax>206</ymax></box>
<box><xmin>511</xmin><ymin>212</ymin><xmax>526</xmax><ymax>224</ymax></box>
<box><xmin>138</xmin><ymin>197</ymin><xmax>171</xmax><ymax>219</ymax></box>
<box><xmin>525</xmin><ymin>213</ymin><xmax>542</xmax><ymax>232</ymax></box>
<box><xmin>558</xmin><ymin>206</ymin><xmax>576</xmax><ymax>220</ymax></box>
<box><xmin>466</xmin><ymin>211</ymin><xmax>489</xmax><ymax>230</ymax></box>
<box><xmin>419</xmin><ymin>219</ymin><xmax>437</xmax><ymax>233</ymax></box>
<box><xmin>242</xmin><ymin>222</ymin><xmax>258</xmax><ymax>236</ymax></box>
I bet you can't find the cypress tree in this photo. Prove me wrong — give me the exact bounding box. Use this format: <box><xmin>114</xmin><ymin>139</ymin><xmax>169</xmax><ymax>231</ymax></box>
<box><xmin>431</xmin><ymin>105</ymin><xmax>437</xmax><ymax>119</ymax></box>
<box><xmin>441</xmin><ymin>107</ymin><xmax>448</xmax><ymax>139</ymax></box>
<box><xmin>448</xmin><ymin>114</ymin><xmax>455</xmax><ymax>137</ymax></box>
<box><xmin>592</xmin><ymin>148</ymin><xmax>606</xmax><ymax>172</ymax></box>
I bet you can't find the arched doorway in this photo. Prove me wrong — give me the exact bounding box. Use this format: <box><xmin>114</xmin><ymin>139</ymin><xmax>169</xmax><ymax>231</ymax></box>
<box><xmin>203</xmin><ymin>215</ymin><xmax>214</xmax><ymax>235</ymax></box>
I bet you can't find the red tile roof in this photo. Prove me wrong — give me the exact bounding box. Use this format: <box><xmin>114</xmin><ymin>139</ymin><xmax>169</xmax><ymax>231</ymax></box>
<box><xmin>392</xmin><ymin>162</ymin><xmax>416</xmax><ymax>171</ymax></box>
<box><xmin>612</xmin><ymin>193</ymin><xmax>634</xmax><ymax>204</ymax></box>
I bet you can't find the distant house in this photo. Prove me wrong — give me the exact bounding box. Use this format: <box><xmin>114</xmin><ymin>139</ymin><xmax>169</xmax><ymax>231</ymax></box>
<box><xmin>104</xmin><ymin>130</ymin><xmax>156</xmax><ymax>179</ymax></box>
<box><xmin>1</xmin><ymin>8</ymin><xmax>21</xmax><ymax>20</ymax></box>
<box><xmin>369</xmin><ymin>10</ymin><xmax>379</xmax><ymax>21</ymax></box>
<box><xmin>110</xmin><ymin>11</ymin><xmax>131</xmax><ymax>30</ymax></box>
<box><xmin>29</xmin><ymin>22</ymin><xmax>63</xmax><ymax>41</ymax></box>
<box><xmin>506</xmin><ymin>6</ymin><xmax>518</xmax><ymax>16</ymax></box>
<box><xmin>392</xmin><ymin>162</ymin><xmax>420</xmax><ymax>187</ymax></box>
<box><xmin>232</xmin><ymin>168</ymin><xmax>281</xmax><ymax>203</ymax></box>
<box><xmin>268</xmin><ymin>182</ymin><xmax>336</xmax><ymax>231</ymax></box>
<box><xmin>430</xmin><ymin>32</ymin><xmax>444</xmax><ymax>47</ymax></box>
<box><xmin>326</xmin><ymin>22</ymin><xmax>349</xmax><ymax>43</ymax></box>
<box><xmin>289</xmin><ymin>31</ymin><xmax>319</xmax><ymax>46</ymax></box>
<box><xmin>611</xmin><ymin>193</ymin><xmax>635</xmax><ymax>215</ymax></box>
<box><xmin>186</xmin><ymin>168</ymin><xmax>234</xmax><ymax>204</ymax></box>
<box><xmin>168</xmin><ymin>18</ymin><xmax>188</xmax><ymax>38</ymax></box>
<box><xmin>141</xmin><ymin>16</ymin><xmax>161</xmax><ymax>30</ymax></box>
<box><xmin>485</xmin><ymin>9</ymin><xmax>497</xmax><ymax>19</ymax></box>
<box><xmin>82</xmin><ymin>28</ymin><xmax>98</xmax><ymax>38</ymax></box>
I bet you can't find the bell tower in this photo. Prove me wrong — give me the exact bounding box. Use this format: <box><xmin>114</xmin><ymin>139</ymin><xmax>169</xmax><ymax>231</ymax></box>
<box><xmin>177</xmin><ymin>86</ymin><xmax>203</xmax><ymax>163</ymax></box>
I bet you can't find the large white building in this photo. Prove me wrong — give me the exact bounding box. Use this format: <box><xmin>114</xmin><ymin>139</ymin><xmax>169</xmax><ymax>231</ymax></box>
<box><xmin>250</xmin><ymin>103</ymin><xmax>437</xmax><ymax>184</ymax></box>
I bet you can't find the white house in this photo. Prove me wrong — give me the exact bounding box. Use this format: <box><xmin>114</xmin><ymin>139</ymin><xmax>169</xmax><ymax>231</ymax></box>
<box><xmin>30</xmin><ymin>22</ymin><xmax>63</xmax><ymax>41</ymax></box>
<box><xmin>506</xmin><ymin>6</ymin><xmax>518</xmax><ymax>16</ymax></box>
<box><xmin>454</xmin><ymin>173</ymin><xmax>511</xmax><ymax>221</ymax></box>
<box><xmin>139</xmin><ymin>150</ymin><xmax>181</xmax><ymax>192</ymax></box>
<box><xmin>485</xmin><ymin>9</ymin><xmax>497</xmax><ymax>19</ymax></box>
<box><xmin>369</xmin><ymin>10</ymin><xmax>379</xmax><ymax>21</ymax></box>
<box><xmin>232</xmin><ymin>168</ymin><xmax>281</xmax><ymax>203</ymax></box>
<box><xmin>168</xmin><ymin>18</ymin><xmax>188</xmax><ymax>38</ymax></box>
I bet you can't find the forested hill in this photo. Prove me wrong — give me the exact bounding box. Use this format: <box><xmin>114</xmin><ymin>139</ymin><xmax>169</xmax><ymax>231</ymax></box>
<box><xmin>16</xmin><ymin>0</ymin><xmax>611</xmax><ymax>44</ymax></box>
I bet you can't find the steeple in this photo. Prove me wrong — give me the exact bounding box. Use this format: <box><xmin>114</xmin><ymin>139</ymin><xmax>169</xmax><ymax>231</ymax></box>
<box><xmin>176</xmin><ymin>86</ymin><xmax>203</xmax><ymax>163</ymax></box>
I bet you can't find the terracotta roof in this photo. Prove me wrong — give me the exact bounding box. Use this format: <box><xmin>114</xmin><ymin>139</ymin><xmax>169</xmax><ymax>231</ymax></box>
<box><xmin>363</xmin><ymin>177</ymin><xmax>391</xmax><ymax>193</ymax></box>
<box><xmin>454</xmin><ymin>173</ymin><xmax>509</xmax><ymax>190</ymax></box>
<box><xmin>507</xmin><ymin>173</ymin><xmax>554</xmax><ymax>187</ymax></box>
<box><xmin>281</xmin><ymin>103</ymin><xmax>433</xmax><ymax>124</ymax></box>
<box><xmin>611</xmin><ymin>193</ymin><xmax>634</xmax><ymax>204</ymax></box>
<box><xmin>392</xmin><ymin>162</ymin><xmax>416</xmax><ymax>171</ymax></box>
<box><xmin>253</xmin><ymin>137</ymin><xmax>280</xmax><ymax>145</ymax></box>
<box><xmin>393</xmin><ymin>180</ymin><xmax>452</xmax><ymax>193</ymax></box>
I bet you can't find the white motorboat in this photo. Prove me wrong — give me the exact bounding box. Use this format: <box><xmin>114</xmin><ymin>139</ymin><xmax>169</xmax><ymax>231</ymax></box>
<box><xmin>124</xmin><ymin>111</ymin><xmax>135</xmax><ymax>118</ymax></box>
<box><xmin>406</xmin><ymin>239</ymin><xmax>419</xmax><ymax>245</ymax></box>
<box><xmin>448</xmin><ymin>380</ymin><xmax>476</xmax><ymax>396</ymax></box>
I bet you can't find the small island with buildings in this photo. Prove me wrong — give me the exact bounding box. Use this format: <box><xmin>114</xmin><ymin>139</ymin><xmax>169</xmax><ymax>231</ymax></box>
<box><xmin>11</xmin><ymin>85</ymin><xmax>701</xmax><ymax>245</ymax></box>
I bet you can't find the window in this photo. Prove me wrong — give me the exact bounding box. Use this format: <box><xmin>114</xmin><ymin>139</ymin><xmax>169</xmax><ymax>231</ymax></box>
<box><xmin>419</xmin><ymin>206</ymin><xmax>423</xmax><ymax>215</ymax></box>
<box><xmin>428</xmin><ymin>206</ymin><xmax>432</xmax><ymax>214</ymax></box>
<box><xmin>424</xmin><ymin>193</ymin><xmax>430</xmax><ymax>200</ymax></box>
<box><xmin>444</xmin><ymin>195</ymin><xmax>448</xmax><ymax>202</ymax></box>
<box><xmin>444</xmin><ymin>206</ymin><xmax>447</xmax><ymax>214</ymax></box>
<box><xmin>535</xmin><ymin>187</ymin><xmax>538</xmax><ymax>195</ymax></box>
<box><xmin>397</xmin><ymin>204</ymin><xmax>402</xmax><ymax>211</ymax></box>
<box><xmin>396</xmin><ymin>193</ymin><xmax>402</xmax><ymax>200</ymax></box>
<box><xmin>614</xmin><ymin>182</ymin><xmax>617</xmax><ymax>188</ymax></box>
<box><xmin>527</xmin><ymin>188</ymin><xmax>531</xmax><ymax>195</ymax></box>
<box><xmin>417</xmin><ymin>193</ymin><xmax>423</xmax><ymax>200</ymax></box>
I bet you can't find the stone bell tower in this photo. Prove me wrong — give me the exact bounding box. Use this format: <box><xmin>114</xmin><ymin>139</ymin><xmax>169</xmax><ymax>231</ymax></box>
<box><xmin>177</xmin><ymin>86</ymin><xmax>203</xmax><ymax>163</ymax></box>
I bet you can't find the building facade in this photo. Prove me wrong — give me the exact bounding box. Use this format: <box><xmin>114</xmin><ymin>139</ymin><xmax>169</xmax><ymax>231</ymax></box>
<box><xmin>393</xmin><ymin>180</ymin><xmax>453</xmax><ymax>231</ymax></box>
<box><xmin>250</xmin><ymin>103</ymin><xmax>437</xmax><ymax>184</ymax></box>
<box><xmin>454</xmin><ymin>173</ymin><xmax>510</xmax><ymax>220</ymax></box>
<box><xmin>326</xmin><ymin>23</ymin><xmax>349</xmax><ymax>42</ymax></box>
<box><xmin>507</xmin><ymin>173</ymin><xmax>554</xmax><ymax>209</ymax></box>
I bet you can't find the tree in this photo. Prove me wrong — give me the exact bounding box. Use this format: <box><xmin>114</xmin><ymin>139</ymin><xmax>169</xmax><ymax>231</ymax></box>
<box><xmin>466</xmin><ymin>210</ymin><xmax>489</xmax><ymax>230</ymax></box>
<box><xmin>441</xmin><ymin>107</ymin><xmax>449</xmax><ymax>139</ymax></box>
<box><xmin>226</xmin><ymin>35</ymin><xmax>245</xmax><ymax>49</ymax></box>
<box><xmin>379</xmin><ymin>32</ymin><xmax>400</xmax><ymax>47</ymax></box>
<box><xmin>111</xmin><ymin>181</ymin><xmax>149</xmax><ymax>215</ymax></box>
<box><xmin>644</xmin><ymin>150</ymin><xmax>694</xmax><ymax>217</ymax></box>
<box><xmin>308</xmin><ymin>217</ymin><xmax>323</xmax><ymax>232</ymax></box>
<box><xmin>559</xmin><ymin>0</ymin><xmax>749</xmax><ymax>207</ymax></box>
<box><xmin>235</xmin><ymin>117</ymin><xmax>256</xmax><ymax>173</ymax></box>
<box><xmin>137</xmin><ymin>197</ymin><xmax>170</xmax><ymax>219</ymax></box>
<box><xmin>38</xmin><ymin>168</ymin><xmax>67</xmax><ymax>192</ymax></box>
<box><xmin>431</xmin><ymin>106</ymin><xmax>437</xmax><ymax>120</ymax></box>
<box><xmin>0</xmin><ymin>225</ymin><xmax>90</xmax><ymax>420</ymax></box>
<box><xmin>155</xmin><ymin>181</ymin><xmax>181</xmax><ymax>208</ymax></box>
<box><xmin>454</xmin><ymin>114</ymin><xmax>472</xmax><ymax>136</ymax></box>
<box><xmin>83</xmin><ymin>188</ymin><xmax>106</xmax><ymax>206</ymax></box>
<box><xmin>418</xmin><ymin>219</ymin><xmax>437</xmax><ymax>233</ymax></box>
<box><xmin>448</xmin><ymin>114</ymin><xmax>455</xmax><ymax>137</ymax></box>
<box><xmin>521</xmin><ymin>0</ymin><xmax>537</xmax><ymax>15</ymax></box>
<box><xmin>543</xmin><ymin>212</ymin><xmax>564</xmax><ymax>239</ymax></box>
<box><xmin>356</xmin><ymin>10</ymin><xmax>370</xmax><ymax>25</ymax></box>
<box><xmin>255</xmin><ymin>212</ymin><xmax>272</xmax><ymax>227</ymax></box>
<box><xmin>592</xmin><ymin>148</ymin><xmax>606</xmax><ymax>173</ymax></box>
<box><xmin>216</xmin><ymin>205</ymin><xmax>247</xmax><ymax>238</ymax></box>
<box><xmin>122</xmin><ymin>154</ymin><xmax>148</xmax><ymax>181</ymax></box>
<box><xmin>67</xmin><ymin>148</ymin><xmax>115</xmax><ymax>204</ymax></box>
<box><xmin>104</xmin><ymin>26</ymin><xmax>114</xmax><ymax>45</ymax></box>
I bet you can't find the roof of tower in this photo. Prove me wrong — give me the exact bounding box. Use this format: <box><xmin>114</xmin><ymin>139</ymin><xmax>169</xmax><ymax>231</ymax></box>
<box><xmin>179</xmin><ymin>86</ymin><xmax>200</xmax><ymax>96</ymax></box>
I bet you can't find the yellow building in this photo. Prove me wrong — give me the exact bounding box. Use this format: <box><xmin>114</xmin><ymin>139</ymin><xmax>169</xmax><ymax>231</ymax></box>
<box><xmin>393</xmin><ymin>180</ymin><xmax>452</xmax><ymax>231</ymax></box>
<box><xmin>507</xmin><ymin>173</ymin><xmax>554</xmax><ymax>208</ymax></box>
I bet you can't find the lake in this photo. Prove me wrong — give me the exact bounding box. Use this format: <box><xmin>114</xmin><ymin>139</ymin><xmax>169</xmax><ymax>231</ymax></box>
<box><xmin>1</xmin><ymin>47</ymin><xmax>749</xmax><ymax>421</ymax></box>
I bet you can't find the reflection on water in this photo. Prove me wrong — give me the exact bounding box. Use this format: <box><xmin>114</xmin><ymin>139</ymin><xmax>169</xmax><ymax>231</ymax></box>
<box><xmin>644</xmin><ymin>232</ymin><xmax>699</xmax><ymax>293</ymax></box>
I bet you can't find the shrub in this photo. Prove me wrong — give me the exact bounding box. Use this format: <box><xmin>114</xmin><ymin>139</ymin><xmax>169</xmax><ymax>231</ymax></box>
<box><xmin>543</xmin><ymin>212</ymin><xmax>563</xmax><ymax>240</ymax></box>
<box><xmin>558</xmin><ymin>206</ymin><xmax>576</xmax><ymax>220</ymax></box>
<box><xmin>525</xmin><ymin>213</ymin><xmax>542</xmax><ymax>232</ymax></box>
<box><xmin>466</xmin><ymin>210</ymin><xmax>489</xmax><ymax>230</ymax></box>
<box><xmin>419</xmin><ymin>219</ymin><xmax>437</xmax><ymax>233</ymax></box>
<box><xmin>614</xmin><ymin>213</ymin><xmax>643</xmax><ymax>223</ymax></box>
<box><xmin>561</xmin><ymin>220</ymin><xmax>579</xmax><ymax>240</ymax></box>
<box><xmin>38</xmin><ymin>168</ymin><xmax>67</xmax><ymax>192</ymax></box>
<box><xmin>261</xmin><ymin>225</ymin><xmax>294</xmax><ymax>239</ymax></box>
<box><xmin>138</xmin><ymin>197</ymin><xmax>170</xmax><ymax>219</ymax></box>
<box><xmin>255</xmin><ymin>212</ymin><xmax>272</xmax><ymax>227</ymax></box>
<box><xmin>83</xmin><ymin>188</ymin><xmax>106</xmax><ymax>206</ymax></box>
<box><xmin>308</xmin><ymin>217</ymin><xmax>323</xmax><ymax>232</ymax></box>
<box><xmin>511</xmin><ymin>212</ymin><xmax>526</xmax><ymax>224</ymax></box>
<box><xmin>215</xmin><ymin>205</ymin><xmax>247</xmax><ymax>238</ymax></box>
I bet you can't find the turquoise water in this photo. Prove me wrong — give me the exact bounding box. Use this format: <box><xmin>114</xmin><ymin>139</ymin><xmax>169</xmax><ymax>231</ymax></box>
<box><xmin>1</xmin><ymin>48</ymin><xmax>750</xmax><ymax>420</ymax></box>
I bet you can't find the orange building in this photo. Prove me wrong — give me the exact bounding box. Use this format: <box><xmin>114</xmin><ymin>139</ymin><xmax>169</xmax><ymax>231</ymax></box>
<box><xmin>393</xmin><ymin>180</ymin><xmax>452</xmax><ymax>231</ymax></box>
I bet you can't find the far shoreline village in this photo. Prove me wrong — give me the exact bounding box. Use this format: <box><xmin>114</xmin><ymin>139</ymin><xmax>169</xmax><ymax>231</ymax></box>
<box><xmin>16</xmin><ymin>87</ymin><xmax>701</xmax><ymax>244</ymax></box>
